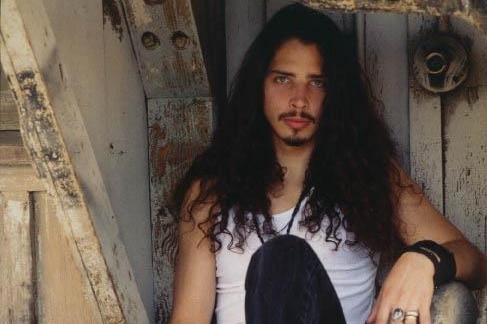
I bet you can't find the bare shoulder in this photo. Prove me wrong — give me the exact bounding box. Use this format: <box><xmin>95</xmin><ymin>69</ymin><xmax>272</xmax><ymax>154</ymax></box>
<box><xmin>179</xmin><ymin>179</ymin><xmax>218</xmax><ymax>229</ymax></box>
<box><xmin>170</xmin><ymin>179</ymin><xmax>217</xmax><ymax>323</ymax></box>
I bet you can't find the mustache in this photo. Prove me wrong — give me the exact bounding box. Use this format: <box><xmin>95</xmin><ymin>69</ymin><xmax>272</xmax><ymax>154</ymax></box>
<box><xmin>278</xmin><ymin>111</ymin><xmax>316</xmax><ymax>123</ymax></box>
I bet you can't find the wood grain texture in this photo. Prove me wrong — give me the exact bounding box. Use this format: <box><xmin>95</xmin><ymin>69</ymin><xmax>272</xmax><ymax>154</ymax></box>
<box><xmin>122</xmin><ymin>0</ymin><xmax>209</xmax><ymax>98</ymax></box>
<box><xmin>361</xmin><ymin>13</ymin><xmax>410</xmax><ymax>169</ymax></box>
<box><xmin>226</xmin><ymin>0</ymin><xmax>266</xmax><ymax>90</ymax></box>
<box><xmin>0</xmin><ymin>91</ymin><xmax>19</xmax><ymax>130</ymax></box>
<box><xmin>101</xmin><ymin>0</ymin><xmax>154</xmax><ymax>316</ymax></box>
<box><xmin>1</xmin><ymin>0</ymin><xmax>148</xmax><ymax>322</ymax></box>
<box><xmin>303</xmin><ymin>0</ymin><xmax>487</xmax><ymax>34</ymax></box>
<box><xmin>0</xmin><ymin>131</ymin><xmax>31</xmax><ymax>165</ymax></box>
<box><xmin>0</xmin><ymin>166</ymin><xmax>46</xmax><ymax>191</ymax></box>
<box><xmin>35</xmin><ymin>191</ymin><xmax>103</xmax><ymax>324</ymax></box>
<box><xmin>0</xmin><ymin>190</ymin><xmax>33</xmax><ymax>323</ymax></box>
<box><xmin>442</xmin><ymin>17</ymin><xmax>487</xmax><ymax>319</ymax></box>
<box><xmin>1</xmin><ymin>67</ymin><xmax>19</xmax><ymax>130</ymax></box>
<box><xmin>149</xmin><ymin>97</ymin><xmax>212</xmax><ymax>323</ymax></box>
<box><xmin>408</xmin><ymin>14</ymin><xmax>444</xmax><ymax>212</ymax></box>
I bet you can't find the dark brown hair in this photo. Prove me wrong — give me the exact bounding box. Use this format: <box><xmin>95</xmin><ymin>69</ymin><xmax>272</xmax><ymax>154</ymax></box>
<box><xmin>173</xmin><ymin>3</ymin><xmax>403</xmax><ymax>258</ymax></box>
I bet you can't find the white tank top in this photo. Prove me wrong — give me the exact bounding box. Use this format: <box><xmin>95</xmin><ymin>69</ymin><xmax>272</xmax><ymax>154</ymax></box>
<box><xmin>215</xmin><ymin>202</ymin><xmax>378</xmax><ymax>324</ymax></box>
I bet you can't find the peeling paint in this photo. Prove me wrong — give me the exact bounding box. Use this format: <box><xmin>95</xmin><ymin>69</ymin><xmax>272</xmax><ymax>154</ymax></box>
<box><xmin>102</xmin><ymin>0</ymin><xmax>124</xmax><ymax>41</ymax></box>
<box><xmin>305</xmin><ymin>0</ymin><xmax>487</xmax><ymax>34</ymax></box>
<box><xmin>16</xmin><ymin>70</ymin><xmax>81</xmax><ymax>209</ymax></box>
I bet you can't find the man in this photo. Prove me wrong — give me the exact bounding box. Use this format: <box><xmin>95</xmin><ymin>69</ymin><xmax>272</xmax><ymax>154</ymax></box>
<box><xmin>170</xmin><ymin>4</ymin><xmax>486</xmax><ymax>324</ymax></box>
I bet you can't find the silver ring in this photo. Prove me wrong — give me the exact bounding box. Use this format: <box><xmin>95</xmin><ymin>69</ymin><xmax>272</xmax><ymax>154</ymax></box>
<box><xmin>391</xmin><ymin>307</ymin><xmax>405</xmax><ymax>322</ymax></box>
<box><xmin>405</xmin><ymin>310</ymin><xmax>419</xmax><ymax>318</ymax></box>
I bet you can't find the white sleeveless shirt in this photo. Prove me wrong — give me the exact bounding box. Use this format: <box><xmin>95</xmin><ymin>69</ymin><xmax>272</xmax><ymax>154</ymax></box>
<box><xmin>215</xmin><ymin>202</ymin><xmax>378</xmax><ymax>324</ymax></box>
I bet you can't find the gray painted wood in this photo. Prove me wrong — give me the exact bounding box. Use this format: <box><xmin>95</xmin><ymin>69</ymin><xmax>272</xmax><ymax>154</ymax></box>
<box><xmin>443</xmin><ymin>16</ymin><xmax>487</xmax><ymax>319</ymax></box>
<box><xmin>407</xmin><ymin>12</ymin><xmax>486</xmax><ymax>317</ymax></box>
<box><xmin>122</xmin><ymin>0</ymin><xmax>209</xmax><ymax>98</ymax></box>
<box><xmin>304</xmin><ymin>0</ymin><xmax>487</xmax><ymax>35</ymax></box>
<box><xmin>360</xmin><ymin>13</ymin><xmax>410</xmax><ymax>170</ymax></box>
<box><xmin>38</xmin><ymin>0</ymin><xmax>154</xmax><ymax>317</ymax></box>
<box><xmin>408</xmin><ymin>14</ymin><xmax>444</xmax><ymax>212</ymax></box>
<box><xmin>148</xmin><ymin>97</ymin><xmax>212</xmax><ymax>323</ymax></box>
<box><xmin>1</xmin><ymin>0</ymin><xmax>149</xmax><ymax>321</ymax></box>
<box><xmin>225</xmin><ymin>0</ymin><xmax>266</xmax><ymax>90</ymax></box>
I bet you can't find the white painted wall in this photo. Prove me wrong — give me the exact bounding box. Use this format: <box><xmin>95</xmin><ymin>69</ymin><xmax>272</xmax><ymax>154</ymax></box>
<box><xmin>39</xmin><ymin>0</ymin><xmax>153</xmax><ymax>319</ymax></box>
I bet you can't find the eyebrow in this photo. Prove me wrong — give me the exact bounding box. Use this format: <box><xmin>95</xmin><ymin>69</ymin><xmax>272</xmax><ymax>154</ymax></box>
<box><xmin>269</xmin><ymin>69</ymin><xmax>324</xmax><ymax>79</ymax></box>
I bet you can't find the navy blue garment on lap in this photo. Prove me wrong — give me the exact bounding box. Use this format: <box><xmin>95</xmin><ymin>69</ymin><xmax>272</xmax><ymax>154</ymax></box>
<box><xmin>245</xmin><ymin>235</ymin><xmax>346</xmax><ymax>324</ymax></box>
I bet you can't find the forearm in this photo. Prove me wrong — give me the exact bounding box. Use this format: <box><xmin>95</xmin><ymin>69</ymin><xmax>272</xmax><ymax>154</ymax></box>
<box><xmin>443</xmin><ymin>239</ymin><xmax>487</xmax><ymax>289</ymax></box>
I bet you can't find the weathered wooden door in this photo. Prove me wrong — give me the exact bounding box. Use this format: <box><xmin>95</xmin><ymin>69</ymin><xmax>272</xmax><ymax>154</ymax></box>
<box><xmin>1</xmin><ymin>0</ymin><xmax>150</xmax><ymax>322</ymax></box>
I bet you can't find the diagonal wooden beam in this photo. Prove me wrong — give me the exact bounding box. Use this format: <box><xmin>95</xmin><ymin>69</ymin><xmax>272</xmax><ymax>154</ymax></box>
<box><xmin>0</xmin><ymin>0</ymin><xmax>149</xmax><ymax>322</ymax></box>
<box><xmin>303</xmin><ymin>0</ymin><xmax>487</xmax><ymax>35</ymax></box>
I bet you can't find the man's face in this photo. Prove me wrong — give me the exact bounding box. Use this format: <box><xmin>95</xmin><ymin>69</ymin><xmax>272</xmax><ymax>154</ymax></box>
<box><xmin>263</xmin><ymin>38</ymin><xmax>326</xmax><ymax>149</ymax></box>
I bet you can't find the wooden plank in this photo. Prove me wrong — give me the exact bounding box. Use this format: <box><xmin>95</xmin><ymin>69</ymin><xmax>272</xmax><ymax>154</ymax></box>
<box><xmin>443</xmin><ymin>17</ymin><xmax>487</xmax><ymax>319</ymax></box>
<box><xmin>1</xmin><ymin>0</ymin><xmax>149</xmax><ymax>322</ymax></box>
<box><xmin>35</xmin><ymin>191</ymin><xmax>103</xmax><ymax>323</ymax></box>
<box><xmin>0</xmin><ymin>145</ymin><xmax>31</xmax><ymax>165</ymax></box>
<box><xmin>407</xmin><ymin>13</ymin><xmax>444</xmax><ymax>212</ymax></box>
<box><xmin>1</xmin><ymin>67</ymin><xmax>20</xmax><ymax>130</ymax></box>
<box><xmin>0</xmin><ymin>166</ymin><xmax>46</xmax><ymax>191</ymax></box>
<box><xmin>361</xmin><ymin>13</ymin><xmax>410</xmax><ymax>169</ymax></box>
<box><xmin>101</xmin><ymin>1</ymin><xmax>154</xmax><ymax>317</ymax></box>
<box><xmin>0</xmin><ymin>130</ymin><xmax>31</xmax><ymax>165</ymax></box>
<box><xmin>148</xmin><ymin>97</ymin><xmax>212</xmax><ymax>323</ymax></box>
<box><xmin>0</xmin><ymin>92</ymin><xmax>19</xmax><ymax>130</ymax></box>
<box><xmin>122</xmin><ymin>0</ymin><xmax>209</xmax><ymax>98</ymax></box>
<box><xmin>304</xmin><ymin>0</ymin><xmax>487</xmax><ymax>35</ymax></box>
<box><xmin>226</xmin><ymin>0</ymin><xmax>266</xmax><ymax>90</ymax></box>
<box><xmin>0</xmin><ymin>190</ymin><xmax>34</xmax><ymax>322</ymax></box>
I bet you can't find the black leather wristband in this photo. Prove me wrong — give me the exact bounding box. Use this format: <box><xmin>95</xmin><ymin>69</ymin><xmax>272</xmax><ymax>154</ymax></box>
<box><xmin>401</xmin><ymin>240</ymin><xmax>456</xmax><ymax>287</ymax></box>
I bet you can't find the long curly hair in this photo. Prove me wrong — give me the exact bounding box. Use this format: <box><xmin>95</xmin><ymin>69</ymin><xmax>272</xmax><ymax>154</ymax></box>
<box><xmin>173</xmin><ymin>3</ymin><xmax>404</xmax><ymax>259</ymax></box>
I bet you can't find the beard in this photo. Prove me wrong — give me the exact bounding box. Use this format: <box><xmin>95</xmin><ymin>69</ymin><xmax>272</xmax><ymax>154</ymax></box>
<box><xmin>281</xmin><ymin>129</ymin><xmax>313</xmax><ymax>147</ymax></box>
<box><xmin>282</xmin><ymin>136</ymin><xmax>309</xmax><ymax>147</ymax></box>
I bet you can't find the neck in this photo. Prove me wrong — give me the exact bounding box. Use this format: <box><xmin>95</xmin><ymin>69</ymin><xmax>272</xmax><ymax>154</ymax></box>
<box><xmin>273</xmin><ymin>139</ymin><xmax>314</xmax><ymax>190</ymax></box>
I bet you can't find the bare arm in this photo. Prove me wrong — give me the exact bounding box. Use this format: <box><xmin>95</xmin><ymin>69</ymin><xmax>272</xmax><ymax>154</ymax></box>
<box><xmin>394</xmin><ymin>167</ymin><xmax>487</xmax><ymax>289</ymax></box>
<box><xmin>169</xmin><ymin>182</ymin><xmax>216</xmax><ymax>324</ymax></box>
<box><xmin>368</xmin><ymin>164</ymin><xmax>487</xmax><ymax>324</ymax></box>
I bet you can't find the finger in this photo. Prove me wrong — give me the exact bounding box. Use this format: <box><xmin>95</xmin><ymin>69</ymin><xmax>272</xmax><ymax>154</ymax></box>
<box><xmin>368</xmin><ymin>294</ymin><xmax>392</xmax><ymax>324</ymax></box>
<box><xmin>367</xmin><ymin>298</ymin><xmax>379</xmax><ymax>323</ymax></box>
<box><xmin>404</xmin><ymin>317</ymin><xmax>418</xmax><ymax>324</ymax></box>
<box><xmin>403</xmin><ymin>310</ymin><xmax>419</xmax><ymax>324</ymax></box>
<box><xmin>374</xmin><ymin>305</ymin><xmax>394</xmax><ymax>324</ymax></box>
<box><xmin>419</xmin><ymin>305</ymin><xmax>431</xmax><ymax>324</ymax></box>
<box><xmin>367</xmin><ymin>307</ymin><xmax>377</xmax><ymax>323</ymax></box>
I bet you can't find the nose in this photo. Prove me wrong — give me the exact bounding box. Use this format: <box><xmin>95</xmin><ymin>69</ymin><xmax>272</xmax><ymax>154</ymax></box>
<box><xmin>290</xmin><ymin>84</ymin><xmax>308</xmax><ymax>110</ymax></box>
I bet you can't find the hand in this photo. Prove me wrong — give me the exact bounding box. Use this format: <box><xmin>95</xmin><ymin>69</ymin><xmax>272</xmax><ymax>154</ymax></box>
<box><xmin>367</xmin><ymin>252</ymin><xmax>435</xmax><ymax>324</ymax></box>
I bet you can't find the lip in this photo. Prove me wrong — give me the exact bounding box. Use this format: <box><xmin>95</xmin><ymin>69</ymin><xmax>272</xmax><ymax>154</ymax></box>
<box><xmin>283</xmin><ymin>118</ymin><xmax>311</xmax><ymax>130</ymax></box>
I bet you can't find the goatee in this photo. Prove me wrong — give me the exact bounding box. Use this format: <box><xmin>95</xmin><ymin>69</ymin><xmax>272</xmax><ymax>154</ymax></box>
<box><xmin>282</xmin><ymin>137</ymin><xmax>308</xmax><ymax>147</ymax></box>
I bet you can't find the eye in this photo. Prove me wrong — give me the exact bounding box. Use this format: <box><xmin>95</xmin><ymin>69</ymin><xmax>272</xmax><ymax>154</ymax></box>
<box><xmin>274</xmin><ymin>75</ymin><xmax>290</xmax><ymax>84</ymax></box>
<box><xmin>310</xmin><ymin>78</ymin><xmax>325</xmax><ymax>88</ymax></box>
